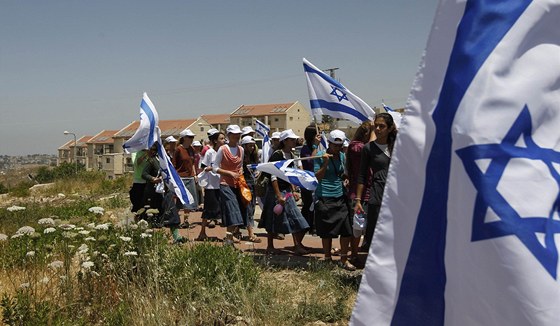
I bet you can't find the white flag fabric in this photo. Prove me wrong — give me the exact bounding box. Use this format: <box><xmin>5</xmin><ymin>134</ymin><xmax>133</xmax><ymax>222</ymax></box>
<box><xmin>123</xmin><ymin>93</ymin><xmax>159</xmax><ymax>153</ymax></box>
<box><xmin>255</xmin><ymin>119</ymin><xmax>271</xmax><ymax>163</ymax></box>
<box><xmin>249</xmin><ymin>159</ymin><xmax>318</xmax><ymax>191</ymax></box>
<box><xmin>155</xmin><ymin>129</ymin><xmax>194</xmax><ymax>206</ymax></box>
<box><xmin>352</xmin><ymin>1</ymin><xmax>560</xmax><ymax>326</ymax></box>
<box><xmin>303</xmin><ymin>58</ymin><xmax>375</xmax><ymax>125</ymax></box>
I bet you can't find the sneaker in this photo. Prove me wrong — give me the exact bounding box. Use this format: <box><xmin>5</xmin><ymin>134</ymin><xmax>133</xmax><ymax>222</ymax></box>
<box><xmin>340</xmin><ymin>260</ymin><xmax>357</xmax><ymax>271</ymax></box>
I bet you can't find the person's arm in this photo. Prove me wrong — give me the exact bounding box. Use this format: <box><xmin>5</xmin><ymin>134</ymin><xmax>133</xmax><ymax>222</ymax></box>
<box><xmin>314</xmin><ymin>152</ymin><xmax>330</xmax><ymax>181</ymax></box>
<box><xmin>354</xmin><ymin>145</ymin><xmax>370</xmax><ymax>212</ymax></box>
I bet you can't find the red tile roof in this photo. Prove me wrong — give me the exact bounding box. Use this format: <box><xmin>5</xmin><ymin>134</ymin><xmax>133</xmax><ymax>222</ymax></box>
<box><xmin>58</xmin><ymin>140</ymin><xmax>74</xmax><ymax>150</ymax></box>
<box><xmin>71</xmin><ymin>136</ymin><xmax>93</xmax><ymax>148</ymax></box>
<box><xmin>200</xmin><ymin>114</ymin><xmax>230</xmax><ymax>125</ymax></box>
<box><xmin>230</xmin><ymin>102</ymin><xmax>296</xmax><ymax>117</ymax></box>
<box><xmin>114</xmin><ymin>119</ymin><xmax>196</xmax><ymax>138</ymax></box>
<box><xmin>87</xmin><ymin>130</ymin><xmax>119</xmax><ymax>145</ymax></box>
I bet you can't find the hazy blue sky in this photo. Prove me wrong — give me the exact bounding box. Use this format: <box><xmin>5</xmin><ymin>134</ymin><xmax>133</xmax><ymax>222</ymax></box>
<box><xmin>0</xmin><ymin>0</ymin><xmax>439</xmax><ymax>155</ymax></box>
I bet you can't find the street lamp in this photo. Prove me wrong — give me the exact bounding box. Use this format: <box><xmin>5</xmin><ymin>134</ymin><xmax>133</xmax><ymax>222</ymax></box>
<box><xmin>63</xmin><ymin>131</ymin><xmax>78</xmax><ymax>174</ymax></box>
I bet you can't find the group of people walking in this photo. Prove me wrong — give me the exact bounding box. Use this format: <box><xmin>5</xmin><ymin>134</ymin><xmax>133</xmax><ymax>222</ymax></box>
<box><xmin>129</xmin><ymin>112</ymin><xmax>398</xmax><ymax>271</ymax></box>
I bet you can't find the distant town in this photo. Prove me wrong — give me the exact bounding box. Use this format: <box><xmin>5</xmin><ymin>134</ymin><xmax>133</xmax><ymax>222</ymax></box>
<box><xmin>0</xmin><ymin>154</ymin><xmax>57</xmax><ymax>172</ymax></box>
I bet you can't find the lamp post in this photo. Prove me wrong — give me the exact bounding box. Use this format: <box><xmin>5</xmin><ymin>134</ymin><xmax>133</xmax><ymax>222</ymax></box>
<box><xmin>63</xmin><ymin>131</ymin><xmax>78</xmax><ymax>174</ymax></box>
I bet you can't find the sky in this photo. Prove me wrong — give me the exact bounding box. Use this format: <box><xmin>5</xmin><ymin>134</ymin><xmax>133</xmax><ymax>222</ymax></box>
<box><xmin>0</xmin><ymin>0</ymin><xmax>439</xmax><ymax>156</ymax></box>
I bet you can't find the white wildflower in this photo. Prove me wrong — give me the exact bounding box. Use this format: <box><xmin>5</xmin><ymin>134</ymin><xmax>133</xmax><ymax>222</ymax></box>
<box><xmin>59</xmin><ymin>224</ymin><xmax>76</xmax><ymax>231</ymax></box>
<box><xmin>124</xmin><ymin>251</ymin><xmax>138</xmax><ymax>256</ymax></box>
<box><xmin>137</xmin><ymin>219</ymin><xmax>149</xmax><ymax>229</ymax></box>
<box><xmin>140</xmin><ymin>233</ymin><xmax>152</xmax><ymax>239</ymax></box>
<box><xmin>0</xmin><ymin>234</ymin><xmax>7</xmax><ymax>241</ymax></box>
<box><xmin>62</xmin><ymin>231</ymin><xmax>77</xmax><ymax>239</ymax></box>
<box><xmin>16</xmin><ymin>226</ymin><xmax>35</xmax><ymax>235</ymax></box>
<box><xmin>119</xmin><ymin>236</ymin><xmax>132</xmax><ymax>242</ymax></box>
<box><xmin>84</xmin><ymin>237</ymin><xmax>96</xmax><ymax>242</ymax></box>
<box><xmin>86</xmin><ymin>223</ymin><xmax>96</xmax><ymax>229</ymax></box>
<box><xmin>77</xmin><ymin>244</ymin><xmax>89</xmax><ymax>254</ymax></box>
<box><xmin>129</xmin><ymin>223</ymin><xmax>139</xmax><ymax>230</ymax></box>
<box><xmin>81</xmin><ymin>261</ymin><xmax>94</xmax><ymax>269</ymax></box>
<box><xmin>88</xmin><ymin>206</ymin><xmax>105</xmax><ymax>215</ymax></box>
<box><xmin>75</xmin><ymin>227</ymin><xmax>84</xmax><ymax>231</ymax></box>
<box><xmin>101</xmin><ymin>254</ymin><xmax>109</xmax><ymax>259</ymax></box>
<box><xmin>11</xmin><ymin>234</ymin><xmax>23</xmax><ymax>239</ymax></box>
<box><xmin>44</xmin><ymin>227</ymin><xmax>56</xmax><ymax>234</ymax></box>
<box><xmin>19</xmin><ymin>282</ymin><xmax>30</xmax><ymax>289</ymax></box>
<box><xmin>48</xmin><ymin>260</ymin><xmax>64</xmax><ymax>269</ymax></box>
<box><xmin>78</xmin><ymin>230</ymin><xmax>90</xmax><ymax>235</ymax></box>
<box><xmin>144</xmin><ymin>229</ymin><xmax>153</xmax><ymax>234</ymax></box>
<box><xmin>95</xmin><ymin>223</ymin><xmax>110</xmax><ymax>230</ymax></box>
<box><xmin>91</xmin><ymin>271</ymin><xmax>100</xmax><ymax>277</ymax></box>
<box><xmin>41</xmin><ymin>277</ymin><xmax>50</xmax><ymax>284</ymax></box>
<box><xmin>7</xmin><ymin>205</ymin><xmax>26</xmax><ymax>212</ymax></box>
<box><xmin>108</xmin><ymin>244</ymin><xmax>116</xmax><ymax>249</ymax></box>
<box><xmin>38</xmin><ymin>218</ymin><xmax>55</xmax><ymax>226</ymax></box>
<box><xmin>26</xmin><ymin>251</ymin><xmax>35</xmax><ymax>257</ymax></box>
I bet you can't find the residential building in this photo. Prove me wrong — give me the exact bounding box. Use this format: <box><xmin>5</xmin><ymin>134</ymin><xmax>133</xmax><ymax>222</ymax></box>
<box><xmin>229</xmin><ymin>102</ymin><xmax>311</xmax><ymax>136</ymax></box>
<box><xmin>67</xmin><ymin>136</ymin><xmax>92</xmax><ymax>168</ymax></box>
<box><xmin>57</xmin><ymin>140</ymin><xmax>74</xmax><ymax>166</ymax></box>
<box><xmin>86</xmin><ymin>130</ymin><xmax>118</xmax><ymax>171</ymax></box>
<box><xmin>198</xmin><ymin>113</ymin><xmax>230</xmax><ymax>134</ymax></box>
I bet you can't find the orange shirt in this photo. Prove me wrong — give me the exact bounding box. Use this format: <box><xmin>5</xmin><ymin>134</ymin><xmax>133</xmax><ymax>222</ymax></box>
<box><xmin>173</xmin><ymin>145</ymin><xmax>195</xmax><ymax>177</ymax></box>
<box><xmin>219</xmin><ymin>145</ymin><xmax>243</xmax><ymax>187</ymax></box>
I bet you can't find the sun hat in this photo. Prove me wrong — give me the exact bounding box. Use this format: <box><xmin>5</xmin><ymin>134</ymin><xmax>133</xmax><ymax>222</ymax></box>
<box><xmin>207</xmin><ymin>128</ymin><xmax>220</xmax><ymax>136</ymax></box>
<box><xmin>240</xmin><ymin>136</ymin><xmax>256</xmax><ymax>145</ymax></box>
<box><xmin>279</xmin><ymin>129</ymin><xmax>299</xmax><ymax>142</ymax></box>
<box><xmin>241</xmin><ymin>126</ymin><xmax>255</xmax><ymax>136</ymax></box>
<box><xmin>192</xmin><ymin>140</ymin><xmax>202</xmax><ymax>147</ymax></box>
<box><xmin>226</xmin><ymin>125</ymin><xmax>242</xmax><ymax>134</ymax></box>
<box><xmin>328</xmin><ymin>130</ymin><xmax>346</xmax><ymax>145</ymax></box>
<box><xmin>179</xmin><ymin>128</ymin><xmax>195</xmax><ymax>138</ymax></box>
<box><xmin>271</xmin><ymin>131</ymin><xmax>281</xmax><ymax>139</ymax></box>
<box><xmin>165</xmin><ymin>136</ymin><xmax>178</xmax><ymax>143</ymax></box>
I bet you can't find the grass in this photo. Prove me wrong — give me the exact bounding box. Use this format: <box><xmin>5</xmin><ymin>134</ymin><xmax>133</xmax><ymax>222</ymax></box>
<box><xmin>0</xmin><ymin>170</ymin><xmax>359</xmax><ymax>324</ymax></box>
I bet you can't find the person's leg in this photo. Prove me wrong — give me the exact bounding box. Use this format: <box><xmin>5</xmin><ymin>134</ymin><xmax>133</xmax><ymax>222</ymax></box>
<box><xmin>339</xmin><ymin>236</ymin><xmax>356</xmax><ymax>270</ymax></box>
<box><xmin>293</xmin><ymin>231</ymin><xmax>308</xmax><ymax>255</ymax></box>
<box><xmin>196</xmin><ymin>218</ymin><xmax>208</xmax><ymax>241</ymax></box>
<box><xmin>363</xmin><ymin>204</ymin><xmax>380</xmax><ymax>250</ymax></box>
<box><xmin>322</xmin><ymin>238</ymin><xmax>333</xmax><ymax>260</ymax></box>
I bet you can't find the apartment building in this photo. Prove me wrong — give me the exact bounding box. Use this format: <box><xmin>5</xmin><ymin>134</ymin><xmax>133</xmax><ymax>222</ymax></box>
<box><xmin>229</xmin><ymin>102</ymin><xmax>311</xmax><ymax>136</ymax></box>
<box><xmin>86</xmin><ymin>130</ymin><xmax>118</xmax><ymax>171</ymax></box>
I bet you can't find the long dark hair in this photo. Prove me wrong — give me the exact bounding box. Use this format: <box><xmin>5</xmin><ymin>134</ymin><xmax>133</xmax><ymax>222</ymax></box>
<box><xmin>209</xmin><ymin>132</ymin><xmax>224</xmax><ymax>150</ymax></box>
<box><xmin>303</xmin><ymin>124</ymin><xmax>317</xmax><ymax>148</ymax></box>
<box><xmin>346</xmin><ymin>120</ymin><xmax>373</xmax><ymax>174</ymax></box>
<box><xmin>243</xmin><ymin>143</ymin><xmax>259</xmax><ymax>164</ymax></box>
<box><xmin>376</xmin><ymin>113</ymin><xmax>398</xmax><ymax>155</ymax></box>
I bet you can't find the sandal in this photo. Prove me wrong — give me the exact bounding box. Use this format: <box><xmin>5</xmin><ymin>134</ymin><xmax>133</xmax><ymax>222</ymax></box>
<box><xmin>294</xmin><ymin>246</ymin><xmax>309</xmax><ymax>256</ymax></box>
<box><xmin>247</xmin><ymin>236</ymin><xmax>262</xmax><ymax>243</ymax></box>
<box><xmin>265</xmin><ymin>248</ymin><xmax>281</xmax><ymax>255</ymax></box>
<box><xmin>331</xmin><ymin>247</ymin><xmax>341</xmax><ymax>256</ymax></box>
<box><xmin>195</xmin><ymin>234</ymin><xmax>208</xmax><ymax>242</ymax></box>
<box><xmin>341</xmin><ymin>260</ymin><xmax>357</xmax><ymax>271</ymax></box>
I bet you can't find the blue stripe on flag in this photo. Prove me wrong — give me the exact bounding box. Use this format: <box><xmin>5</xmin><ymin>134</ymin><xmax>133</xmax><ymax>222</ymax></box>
<box><xmin>310</xmin><ymin>99</ymin><xmax>369</xmax><ymax>123</ymax></box>
<box><xmin>391</xmin><ymin>1</ymin><xmax>533</xmax><ymax>325</ymax></box>
<box><xmin>140</xmin><ymin>99</ymin><xmax>157</xmax><ymax>148</ymax></box>
<box><xmin>303</xmin><ymin>62</ymin><xmax>345</xmax><ymax>89</ymax></box>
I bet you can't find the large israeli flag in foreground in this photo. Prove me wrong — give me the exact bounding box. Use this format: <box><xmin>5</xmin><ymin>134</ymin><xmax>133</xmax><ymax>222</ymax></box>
<box><xmin>249</xmin><ymin>159</ymin><xmax>318</xmax><ymax>191</ymax></box>
<box><xmin>123</xmin><ymin>93</ymin><xmax>159</xmax><ymax>153</ymax></box>
<box><xmin>352</xmin><ymin>1</ymin><xmax>560</xmax><ymax>325</ymax></box>
<box><xmin>303</xmin><ymin>58</ymin><xmax>375</xmax><ymax>125</ymax></box>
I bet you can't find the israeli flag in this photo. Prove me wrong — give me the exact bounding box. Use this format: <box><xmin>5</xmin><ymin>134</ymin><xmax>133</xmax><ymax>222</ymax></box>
<box><xmin>155</xmin><ymin>128</ymin><xmax>194</xmax><ymax>206</ymax></box>
<box><xmin>303</xmin><ymin>58</ymin><xmax>375</xmax><ymax>125</ymax></box>
<box><xmin>255</xmin><ymin>119</ymin><xmax>271</xmax><ymax>163</ymax></box>
<box><xmin>352</xmin><ymin>1</ymin><xmax>560</xmax><ymax>325</ymax></box>
<box><xmin>123</xmin><ymin>93</ymin><xmax>159</xmax><ymax>153</ymax></box>
<box><xmin>318</xmin><ymin>131</ymin><xmax>328</xmax><ymax>152</ymax></box>
<box><xmin>249</xmin><ymin>160</ymin><xmax>318</xmax><ymax>191</ymax></box>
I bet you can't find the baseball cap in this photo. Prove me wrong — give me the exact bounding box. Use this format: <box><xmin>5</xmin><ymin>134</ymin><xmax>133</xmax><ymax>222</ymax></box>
<box><xmin>328</xmin><ymin>130</ymin><xmax>346</xmax><ymax>145</ymax></box>
<box><xmin>279</xmin><ymin>129</ymin><xmax>299</xmax><ymax>142</ymax></box>
<box><xmin>192</xmin><ymin>141</ymin><xmax>202</xmax><ymax>147</ymax></box>
<box><xmin>226</xmin><ymin>125</ymin><xmax>242</xmax><ymax>134</ymax></box>
<box><xmin>207</xmin><ymin>128</ymin><xmax>220</xmax><ymax>137</ymax></box>
<box><xmin>165</xmin><ymin>136</ymin><xmax>178</xmax><ymax>143</ymax></box>
<box><xmin>240</xmin><ymin>135</ymin><xmax>256</xmax><ymax>145</ymax></box>
<box><xmin>179</xmin><ymin>128</ymin><xmax>195</xmax><ymax>138</ymax></box>
<box><xmin>271</xmin><ymin>131</ymin><xmax>281</xmax><ymax>139</ymax></box>
<box><xmin>241</xmin><ymin>126</ymin><xmax>255</xmax><ymax>136</ymax></box>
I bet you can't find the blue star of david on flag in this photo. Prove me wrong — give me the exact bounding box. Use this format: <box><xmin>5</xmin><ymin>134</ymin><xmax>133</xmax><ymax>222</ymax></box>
<box><xmin>330</xmin><ymin>86</ymin><xmax>348</xmax><ymax>102</ymax></box>
<box><xmin>456</xmin><ymin>106</ymin><xmax>560</xmax><ymax>279</ymax></box>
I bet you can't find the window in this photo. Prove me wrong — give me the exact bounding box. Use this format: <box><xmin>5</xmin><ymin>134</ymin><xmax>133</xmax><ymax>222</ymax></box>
<box><xmin>274</xmin><ymin>118</ymin><xmax>279</xmax><ymax>122</ymax></box>
<box><xmin>200</xmin><ymin>127</ymin><xmax>204</xmax><ymax>132</ymax></box>
<box><xmin>106</xmin><ymin>158</ymin><xmax>111</xmax><ymax>164</ymax></box>
<box><xmin>289</xmin><ymin>117</ymin><xmax>293</xmax><ymax>121</ymax></box>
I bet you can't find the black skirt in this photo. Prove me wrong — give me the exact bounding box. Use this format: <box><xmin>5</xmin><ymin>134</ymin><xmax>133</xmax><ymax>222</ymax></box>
<box><xmin>314</xmin><ymin>196</ymin><xmax>353</xmax><ymax>238</ymax></box>
<box><xmin>202</xmin><ymin>189</ymin><xmax>221</xmax><ymax>220</ymax></box>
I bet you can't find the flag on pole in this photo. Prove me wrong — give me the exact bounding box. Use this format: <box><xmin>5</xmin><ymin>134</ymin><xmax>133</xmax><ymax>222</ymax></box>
<box><xmin>303</xmin><ymin>58</ymin><xmax>375</xmax><ymax>125</ymax></box>
<box><xmin>255</xmin><ymin>119</ymin><xmax>271</xmax><ymax>163</ymax></box>
<box><xmin>318</xmin><ymin>131</ymin><xmax>328</xmax><ymax>152</ymax></box>
<box><xmin>249</xmin><ymin>159</ymin><xmax>318</xmax><ymax>191</ymax></box>
<box><xmin>352</xmin><ymin>1</ymin><xmax>560</xmax><ymax>326</ymax></box>
<box><xmin>123</xmin><ymin>93</ymin><xmax>159</xmax><ymax>153</ymax></box>
<box><xmin>155</xmin><ymin>129</ymin><xmax>194</xmax><ymax>206</ymax></box>
<box><xmin>382</xmin><ymin>102</ymin><xmax>403</xmax><ymax>129</ymax></box>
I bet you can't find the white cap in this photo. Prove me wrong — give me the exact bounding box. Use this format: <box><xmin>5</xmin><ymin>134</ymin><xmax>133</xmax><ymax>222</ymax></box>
<box><xmin>240</xmin><ymin>135</ymin><xmax>256</xmax><ymax>145</ymax></box>
<box><xmin>271</xmin><ymin>131</ymin><xmax>281</xmax><ymax>139</ymax></box>
<box><xmin>192</xmin><ymin>141</ymin><xmax>202</xmax><ymax>147</ymax></box>
<box><xmin>165</xmin><ymin>136</ymin><xmax>178</xmax><ymax>143</ymax></box>
<box><xmin>226</xmin><ymin>125</ymin><xmax>242</xmax><ymax>134</ymax></box>
<box><xmin>328</xmin><ymin>129</ymin><xmax>346</xmax><ymax>145</ymax></box>
<box><xmin>207</xmin><ymin>128</ymin><xmax>220</xmax><ymax>136</ymax></box>
<box><xmin>241</xmin><ymin>126</ymin><xmax>255</xmax><ymax>136</ymax></box>
<box><xmin>279</xmin><ymin>129</ymin><xmax>299</xmax><ymax>142</ymax></box>
<box><xmin>179</xmin><ymin>128</ymin><xmax>195</xmax><ymax>138</ymax></box>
